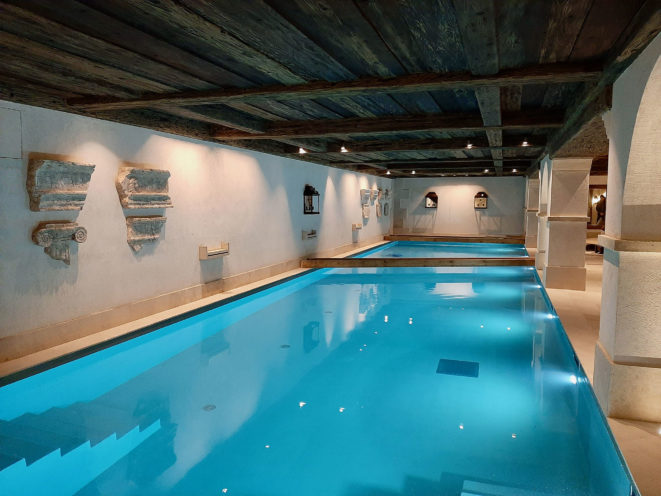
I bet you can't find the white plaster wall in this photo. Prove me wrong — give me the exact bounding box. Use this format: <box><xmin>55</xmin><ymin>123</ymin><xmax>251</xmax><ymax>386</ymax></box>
<box><xmin>0</xmin><ymin>101</ymin><xmax>392</xmax><ymax>337</ymax></box>
<box><xmin>605</xmin><ymin>33</ymin><xmax>661</xmax><ymax>238</ymax></box>
<box><xmin>392</xmin><ymin>176</ymin><xmax>525</xmax><ymax>235</ymax></box>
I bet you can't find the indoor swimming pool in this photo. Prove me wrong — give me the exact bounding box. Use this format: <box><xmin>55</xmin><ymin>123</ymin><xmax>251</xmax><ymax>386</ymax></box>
<box><xmin>357</xmin><ymin>240</ymin><xmax>529</xmax><ymax>259</ymax></box>
<box><xmin>0</xmin><ymin>265</ymin><xmax>636</xmax><ymax>496</ymax></box>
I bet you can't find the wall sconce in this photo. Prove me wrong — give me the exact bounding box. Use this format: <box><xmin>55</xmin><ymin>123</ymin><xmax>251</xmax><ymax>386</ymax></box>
<box><xmin>425</xmin><ymin>192</ymin><xmax>438</xmax><ymax>208</ymax></box>
<box><xmin>304</xmin><ymin>184</ymin><xmax>320</xmax><ymax>214</ymax></box>
<box><xmin>474</xmin><ymin>191</ymin><xmax>488</xmax><ymax>209</ymax></box>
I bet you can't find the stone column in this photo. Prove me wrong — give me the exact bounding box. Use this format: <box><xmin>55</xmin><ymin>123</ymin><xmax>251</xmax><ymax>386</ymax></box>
<box><xmin>524</xmin><ymin>175</ymin><xmax>539</xmax><ymax>248</ymax></box>
<box><xmin>593</xmin><ymin>39</ymin><xmax>661</xmax><ymax>422</ymax></box>
<box><xmin>535</xmin><ymin>157</ymin><xmax>551</xmax><ymax>269</ymax></box>
<box><xmin>594</xmin><ymin>238</ymin><xmax>661</xmax><ymax>422</ymax></box>
<box><xmin>542</xmin><ymin>158</ymin><xmax>591</xmax><ymax>290</ymax></box>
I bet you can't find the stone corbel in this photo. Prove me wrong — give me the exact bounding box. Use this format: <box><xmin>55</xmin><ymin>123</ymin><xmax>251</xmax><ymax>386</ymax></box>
<box><xmin>32</xmin><ymin>221</ymin><xmax>87</xmax><ymax>265</ymax></box>
<box><xmin>27</xmin><ymin>159</ymin><xmax>96</xmax><ymax>211</ymax></box>
<box><xmin>126</xmin><ymin>216</ymin><xmax>167</xmax><ymax>252</ymax></box>
<box><xmin>116</xmin><ymin>167</ymin><xmax>172</xmax><ymax>209</ymax></box>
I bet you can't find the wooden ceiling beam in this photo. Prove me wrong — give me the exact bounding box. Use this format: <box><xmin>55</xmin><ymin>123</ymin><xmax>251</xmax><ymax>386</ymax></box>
<box><xmin>547</xmin><ymin>0</ymin><xmax>661</xmax><ymax>156</ymax></box>
<box><xmin>452</xmin><ymin>0</ymin><xmax>503</xmax><ymax>175</ymax></box>
<box><xmin>345</xmin><ymin>158</ymin><xmax>533</xmax><ymax>169</ymax></box>
<box><xmin>286</xmin><ymin>136</ymin><xmax>546</xmax><ymax>154</ymax></box>
<box><xmin>66</xmin><ymin>61</ymin><xmax>602</xmax><ymax>111</ymax></box>
<box><xmin>211</xmin><ymin>111</ymin><xmax>564</xmax><ymax>140</ymax></box>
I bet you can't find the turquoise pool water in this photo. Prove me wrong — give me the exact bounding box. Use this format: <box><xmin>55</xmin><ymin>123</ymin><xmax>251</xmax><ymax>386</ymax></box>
<box><xmin>0</xmin><ymin>266</ymin><xmax>635</xmax><ymax>496</ymax></box>
<box><xmin>358</xmin><ymin>241</ymin><xmax>529</xmax><ymax>258</ymax></box>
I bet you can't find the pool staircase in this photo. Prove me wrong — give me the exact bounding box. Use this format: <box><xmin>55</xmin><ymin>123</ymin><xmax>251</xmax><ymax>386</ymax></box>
<box><xmin>0</xmin><ymin>400</ymin><xmax>162</xmax><ymax>495</ymax></box>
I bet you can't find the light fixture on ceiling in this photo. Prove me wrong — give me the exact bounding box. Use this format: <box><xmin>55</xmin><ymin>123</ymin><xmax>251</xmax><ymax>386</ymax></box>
<box><xmin>466</xmin><ymin>142</ymin><xmax>473</xmax><ymax>149</ymax></box>
<box><xmin>512</xmin><ymin>168</ymin><xmax>518</xmax><ymax>173</ymax></box>
<box><xmin>521</xmin><ymin>139</ymin><xmax>530</xmax><ymax>147</ymax></box>
<box><xmin>298</xmin><ymin>147</ymin><xmax>307</xmax><ymax>154</ymax></box>
<box><xmin>484</xmin><ymin>169</ymin><xmax>489</xmax><ymax>173</ymax></box>
<box><xmin>386</xmin><ymin>170</ymin><xmax>391</xmax><ymax>175</ymax></box>
<box><xmin>411</xmin><ymin>170</ymin><xmax>416</xmax><ymax>175</ymax></box>
<box><xmin>340</xmin><ymin>145</ymin><xmax>349</xmax><ymax>153</ymax></box>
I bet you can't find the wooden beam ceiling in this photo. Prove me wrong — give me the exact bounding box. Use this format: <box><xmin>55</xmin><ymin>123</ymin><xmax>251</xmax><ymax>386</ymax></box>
<box><xmin>287</xmin><ymin>135</ymin><xmax>546</xmax><ymax>155</ymax></box>
<box><xmin>66</xmin><ymin>62</ymin><xmax>602</xmax><ymax>111</ymax></box>
<box><xmin>546</xmin><ymin>0</ymin><xmax>661</xmax><ymax>157</ymax></box>
<box><xmin>212</xmin><ymin>110</ymin><xmax>564</xmax><ymax>140</ymax></box>
<box><xmin>0</xmin><ymin>0</ymin><xmax>657</xmax><ymax>176</ymax></box>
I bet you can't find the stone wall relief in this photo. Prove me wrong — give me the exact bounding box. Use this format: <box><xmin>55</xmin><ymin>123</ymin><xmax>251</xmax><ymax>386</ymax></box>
<box><xmin>27</xmin><ymin>158</ymin><xmax>95</xmax><ymax>264</ymax></box>
<box><xmin>116</xmin><ymin>167</ymin><xmax>172</xmax><ymax>252</ymax></box>
<box><xmin>27</xmin><ymin>159</ymin><xmax>96</xmax><ymax>211</ymax></box>
<box><xmin>32</xmin><ymin>221</ymin><xmax>87</xmax><ymax>265</ymax></box>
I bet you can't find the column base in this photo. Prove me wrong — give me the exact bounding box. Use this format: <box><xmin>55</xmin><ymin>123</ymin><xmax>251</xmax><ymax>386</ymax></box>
<box><xmin>594</xmin><ymin>342</ymin><xmax>661</xmax><ymax>422</ymax></box>
<box><xmin>542</xmin><ymin>265</ymin><xmax>586</xmax><ymax>290</ymax></box>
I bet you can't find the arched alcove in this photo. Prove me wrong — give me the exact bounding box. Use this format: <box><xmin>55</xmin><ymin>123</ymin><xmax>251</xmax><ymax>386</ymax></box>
<box><xmin>621</xmin><ymin>54</ymin><xmax>661</xmax><ymax>240</ymax></box>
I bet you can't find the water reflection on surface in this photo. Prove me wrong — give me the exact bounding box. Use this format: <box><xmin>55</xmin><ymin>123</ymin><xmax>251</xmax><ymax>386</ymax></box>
<box><xmin>0</xmin><ymin>267</ymin><xmax>632</xmax><ymax>496</ymax></box>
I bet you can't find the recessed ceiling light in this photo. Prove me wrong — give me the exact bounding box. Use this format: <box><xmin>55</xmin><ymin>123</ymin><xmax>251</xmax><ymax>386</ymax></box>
<box><xmin>466</xmin><ymin>142</ymin><xmax>473</xmax><ymax>149</ymax></box>
<box><xmin>522</xmin><ymin>139</ymin><xmax>530</xmax><ymax>147</ymax></box>
<box><xmin>298</xmin><ymin>147</ymin><xmax>307</xmax><ymax>154</ymax></box>
<box><xmin>512</xmin><ymin>168</ymin><xmax>518</xmax><ymax>173</ymax></box>
<box><xmin>340</xmin><ymin>145</ymin><xmax>348</xmax><ymax>153</ymax></box>
<box><xmin>411</xmin><ymin>170</ymin><xmax>416</xmax><ymax>175</ymax></box>
<box><xmin>386</xmin><ymin>170</ymin><xmax>391</xmax><ymax>175</ymax></box>
<box><xmin>484</xmin><ymin>169</ymin><xmax>489</xmax><ymax>173</ymax></box>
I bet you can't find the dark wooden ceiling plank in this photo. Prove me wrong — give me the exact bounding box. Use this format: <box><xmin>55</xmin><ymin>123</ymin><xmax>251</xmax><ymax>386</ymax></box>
<box><xmin>548</xmin><ymin>0</ymin><xmax>661</xmax><ymax>157</ymax></box>
<box><xmin>452</xmin><ymin>0</ymin><xmax>503</xmax><ymax>174</ymax></box>
<box><xmin>354</xmin><ymin>0</ymin><xmax>468</xmax><ymax>129</ymax></box>
<box><xmin>0</xmin><ymin>3</ymin><xmax>215</xmax><ymax>91</ymax></box>
<box><xmin>540</xmin><ymin>0</ymin><xmax>595</xmax><ymax>63</ymax></box>
<box><xmin>180</xmin><ymin>0</ymin><xmax>353</xmax><ymax>82</ymax></box>
<box><xmin>6</xmin><ymin>0</ymin><xmax>253</xmax><ymax>88</ymax></box>
<box><xmin>83</xmin><ymin>0</ymin><xmax>305</xmax><ymax>85</ymax></box>
<box><xmin>355</xmin><ymin>0</ymin><xmax>467</xmax><ymax>73</ymax></box>
<box><xmin>213</xmin><ymin>111</ymin><xmax>564</xmax><ymax>140</ymax></box>
<box><xmin>68</xmin><ymin>61</ymin><xmax>603</xmax><ymax>111</ymax></box>
<box><xmin>0</xmin><ymin>30</ymin><xmax>173</xmax><ymax>94</ymax></box>
<box><xmin>535</xmin><ymin>0</ymin><xmax>596</xmax><ymax>161</ymax></box>
<box><xmin>0</xmin><ymin>49</ymin><xmax>139</xmax><ymax>98</ymax></box>
<box><xmin>266</xmin><ymin>0</ymin><xmax>403</xmax><ymax>77</ymax></box>
<box><xmin>569</xmin><ymin>0</ymin><xmax>645</xmax><ymax>61</ymax></box>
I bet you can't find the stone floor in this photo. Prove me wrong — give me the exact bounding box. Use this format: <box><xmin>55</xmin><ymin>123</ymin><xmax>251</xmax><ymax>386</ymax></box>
<box><xmin>544</xmin><ymin>254</ymin><xmax>661</xmax><ymax>496</ymax></box>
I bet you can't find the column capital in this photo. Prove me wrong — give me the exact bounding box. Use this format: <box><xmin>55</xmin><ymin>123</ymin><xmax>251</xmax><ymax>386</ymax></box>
<box><xmin>598</xmin><ymin>234</ymin><xmax>661</xmax><ymax>252</ymax></box>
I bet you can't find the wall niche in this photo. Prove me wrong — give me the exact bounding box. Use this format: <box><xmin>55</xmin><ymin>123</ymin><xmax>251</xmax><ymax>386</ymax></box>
<box><xmin>27</xmin><ymin>159</ymin><xmax>96</xmax><ymax>211</ymax></box>
<box><xmin>116</xmin><ymin>167</ymin><xmax>172</xmax><ymax>209</ymax></box>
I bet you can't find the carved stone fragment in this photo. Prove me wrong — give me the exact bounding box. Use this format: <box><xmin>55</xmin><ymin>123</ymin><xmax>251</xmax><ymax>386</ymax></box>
<box><xmin>126</xmin><ymin>216</ymin><xmax>167</xmax><ymax>252</ymax></box>
<box><xmin>126</xmin><ymin>215</ymin><xmax>167</xmax><ymax>252</ymax></box>
<box><xmin>27</xmin><ymin>159</ymin><xmax>96</xmax><ymax>211</ymax></box>
<box><xmin>116</xmin><ymin>167</ymin><xmax>172</xmax><ymax>209</ymax></box>
<box><xmin>32</xmin><ymin>221</ymin><xmax>87</xmax><ymax>265</ymax></box>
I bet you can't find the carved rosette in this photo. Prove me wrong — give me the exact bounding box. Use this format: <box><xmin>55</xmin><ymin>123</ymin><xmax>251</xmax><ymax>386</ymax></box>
<box><xmin>32</xmin><ymin>221</ymin><xmax>87</xmax><ymax>265</ymax></box>
<box><xmin>126</xmin><ymin>216</ymin><xmax>167</xmax><ymax>252</ymax></box>
<box><xmin>27</xmin><ymin>159</ymin><xmax>96</xmax><ymax>211</ymax></box>
<box><xmin>116</xmin><ymin>167</ymin><xmax>172</xmax><ymax>209</ymax></box>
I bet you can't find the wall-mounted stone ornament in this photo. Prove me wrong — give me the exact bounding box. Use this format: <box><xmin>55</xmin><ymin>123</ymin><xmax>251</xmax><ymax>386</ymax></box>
<box><xmin>32</xmin><ymin>221</ymin><xmax>87</xmax><ymax>265</ymax></box>
<box><xmin>362</xmin><ymin>205</ymin><xmax>370</xmax><ymax>219</ymax></box>
<box><xmin>27</xmin><ymin>159</ymin><xmax>96</xmax><ymax>211</ymax></box>
<box><xmin>116</xmin><ymin>167</ymin><xmax>172</xmax><ymax>209</ymax></box>
<box><xmin>360</xmin><ymin>189</ymin><xmax>371</xmax><ymax>206</ymax></box>
<box><xmin>125</xmin><ymin>216</ymin><xmax>166</xmax><ymax>252</ymax></box>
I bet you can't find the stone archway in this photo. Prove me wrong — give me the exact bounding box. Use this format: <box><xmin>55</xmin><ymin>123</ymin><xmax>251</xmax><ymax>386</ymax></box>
<box><xmin>594</xmin><ymin>37</ymin><xmax>661</xmax><ymax>423</ymax></box>
<box><xmin>621</xmin><ymin>54</ymin><xmax>661</xmax><ymax>240</ymax></box>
